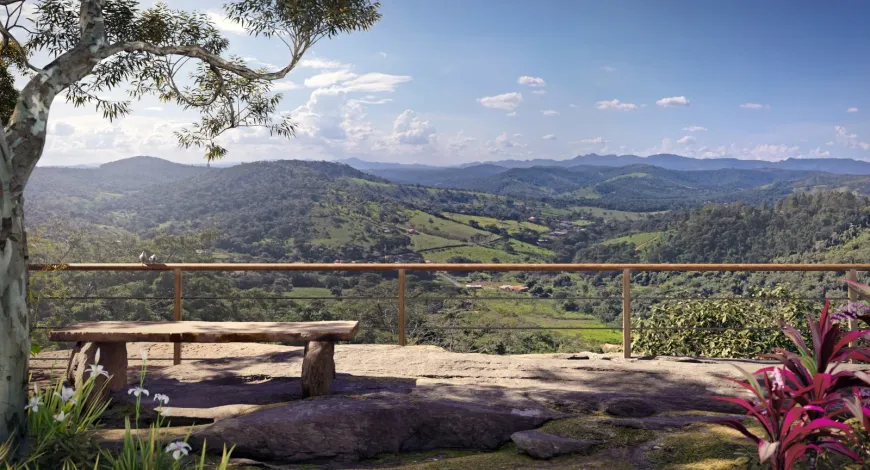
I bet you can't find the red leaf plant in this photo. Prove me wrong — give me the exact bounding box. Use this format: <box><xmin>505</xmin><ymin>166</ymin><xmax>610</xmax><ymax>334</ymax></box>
<box><xmin>711</xmin><ymin>300</ymin><xmax>870</xmax><ymax>468</ymax></box>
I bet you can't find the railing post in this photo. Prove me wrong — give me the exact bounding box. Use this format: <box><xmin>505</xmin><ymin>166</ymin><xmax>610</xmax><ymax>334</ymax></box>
<box><xmin>622</xmin><ymin>269</ymin><xmax>631</xmax><ymax>359</ymax></box>
<box><xmin>848</xmin><ymin>269</ymin><xmax>859</xmax><ymax>346</ymax></box>
<box><xmin>173</xmin><ymin>268</ymin><xmax>182</xmax><ymax>365</ymax></box>
<box><xmin>398</xmin><ymin>269</ymin><xmax>406</xmax><ymax>346</ymax></box>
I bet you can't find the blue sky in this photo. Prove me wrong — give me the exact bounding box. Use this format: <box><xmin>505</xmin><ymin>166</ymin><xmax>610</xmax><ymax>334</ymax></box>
<box><xmin>36</xmin><ymin>0</ymin><xmax>870</xmax><ymax>165</ymax></box>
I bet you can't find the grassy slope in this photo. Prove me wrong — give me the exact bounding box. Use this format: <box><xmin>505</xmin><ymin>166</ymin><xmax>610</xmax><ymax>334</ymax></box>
<box><xmin>600</xmin><ymin>231</ymin><xmax>666</xmax><ymax>249</ymax></box>
<box><xmin>443</xmin><ymin>212</ymin><xmax>550</xmax><ymax>234</ymax></box>
<box><xmin>406</xmin><ymin>210</ymin><xmax>497</xmax><ymax>242</ymax></box>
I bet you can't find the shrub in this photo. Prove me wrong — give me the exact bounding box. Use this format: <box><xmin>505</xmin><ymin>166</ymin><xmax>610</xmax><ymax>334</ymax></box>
<box><xmin>633</xmin><ymin>287</ymin><xmax>815</xmax><ymax>358</ymax></box>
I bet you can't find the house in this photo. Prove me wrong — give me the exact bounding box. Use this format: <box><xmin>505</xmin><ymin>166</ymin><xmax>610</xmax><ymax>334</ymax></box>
<box><xmin>406</xmin><ymin>229</ymin><xmax>419</xmax><ymax>235</ymax></box>
<box><xmin>528</xmin><ymin>216</ymin><xmax>537</xmax><ymax>222</ymax></box>
<box><xmin>550</xmin><ymin>230</ymin><xmax>568</xmax><ymax>236</ymax></box>
<box><xmin>465</xmin><ymin>284</ymin><xmax>484</xmax><ymax>289</ymax></box>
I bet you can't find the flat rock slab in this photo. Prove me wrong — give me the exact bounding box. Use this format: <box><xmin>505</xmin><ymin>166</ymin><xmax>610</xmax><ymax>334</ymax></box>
<box><xmin>511</xmin><ymin>430</ymin><xmax>603</xmax><ymax>459</ymax></box>
<box><xmin>600</xmin><ymin>414</ymin><xmax>748</xmax><ymax>430</ymax></box>
<box><xmin>49</xmin><ymin>321</ymin><xmax>359</xmax><ymax>343</ymax></box>
<box><xmin>194</xmin><ymin>392</ymin><xmax>557</xmax><ymax>463</ymax></box>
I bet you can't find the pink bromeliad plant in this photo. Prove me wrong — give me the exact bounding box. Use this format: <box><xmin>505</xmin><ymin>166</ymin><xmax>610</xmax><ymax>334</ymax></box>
<box><xmin>712</xmin><ymin>299</ymin><xmax>870</xmax><ymax>469</ymax></box>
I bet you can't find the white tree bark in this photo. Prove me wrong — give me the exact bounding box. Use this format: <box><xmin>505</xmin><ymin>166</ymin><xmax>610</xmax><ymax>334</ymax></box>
<box><xmin>0</xmin><ymin>154</ymin><xmax>28</xmax><ymax>444</ymax></box>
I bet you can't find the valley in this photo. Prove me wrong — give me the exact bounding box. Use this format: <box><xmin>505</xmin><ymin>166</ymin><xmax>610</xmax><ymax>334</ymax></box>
<box><xmin>26</xmin><ymin>155</ymin><xmax>870</xmax><ymax>356</ymax></box>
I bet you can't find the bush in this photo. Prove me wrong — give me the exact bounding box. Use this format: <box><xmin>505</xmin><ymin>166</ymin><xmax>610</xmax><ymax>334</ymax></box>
<box><xmin>632</xmin><ymin>286</ymin><xmax>815</xmax><ymax>358</ymax></box>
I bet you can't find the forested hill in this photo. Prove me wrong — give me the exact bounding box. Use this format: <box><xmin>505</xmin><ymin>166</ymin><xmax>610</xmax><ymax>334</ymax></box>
<box><xmin>369</xmin><ymin>163</ymin><xmax>870</xmax><ymax>211</ymax></box>
<box><xmin>564</xmin><ymin>192</ymin><xmax>870</xmax><ymax>264</ymax></box>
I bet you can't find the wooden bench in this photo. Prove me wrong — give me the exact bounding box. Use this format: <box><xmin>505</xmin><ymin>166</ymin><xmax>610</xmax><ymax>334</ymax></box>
<box><xmin>49</xmin><ymin>320</ymin><xmax>359</xmax><ymax>398</ymax></box>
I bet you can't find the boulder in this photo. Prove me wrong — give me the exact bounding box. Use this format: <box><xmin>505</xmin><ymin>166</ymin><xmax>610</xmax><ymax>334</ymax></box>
<box><xmin>603</xmin><ymin>397</ymin><xmax>656</xmax><ymax>418</ymax></box>
<box><xmin>194</xmin><ymin>392</ymin><xmax>556</xmax><ymax>462</ymax></box>
<box><xmin>511</xmin><ymin>430</ymin><xmax>603</xmax><ymax>459</ymax></box>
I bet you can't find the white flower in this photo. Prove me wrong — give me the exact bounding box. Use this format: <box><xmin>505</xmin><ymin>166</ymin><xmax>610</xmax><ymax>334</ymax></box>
<box><xmin>86</xmin><ymin>364</ymin><xmax>109</xmax><ymax>378</ymax></box>
<box><xmin>139</xmin><ymin>347</ymin><xmax>150</xmax><ymax>361</ymax></box>
<box><xmin>153</xmin><ymin>394</ymin><xmax>170</xmax><ymax>406</ymax></box>
<box><xmin>165</xmin><ymin>441</ymin><xmax>191</xmax><ymax>460</ymax></box>
<box><xmin>54</xmin><ymin>386</ymin><xmax>77</xmax><ymax>404</ymax></box>
<box><xmin>94</xmin><ymin>347</ymin><xmax>101</xmax><ymax>365</ymax></box>
<box><xmin>25</xmin><ymin>396</ymin><xmax>43</xmax><ymax>412</ymax></box>
<box><xmin>54</xmin><ymin>410</ymin><xmax>67</xmax><ymax>422</ymax></box>
<box><xmin>127</xmin><ymin>387</ymin><xmax>149</xmax><ymax>398</ymax></box>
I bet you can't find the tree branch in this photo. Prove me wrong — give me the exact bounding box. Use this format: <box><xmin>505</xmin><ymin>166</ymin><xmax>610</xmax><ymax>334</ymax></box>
<box><xmin>105</xmin><ymin>40</ymin><xmax>307</xmax><ymax>81</ymax></box>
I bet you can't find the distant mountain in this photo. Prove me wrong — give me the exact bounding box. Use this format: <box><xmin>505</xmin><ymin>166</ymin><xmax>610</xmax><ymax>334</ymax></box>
<box><xmin>336</xmin><ymin>157</ymin><xmax>441</xmax><ymax>171</ymax></box>
<box><xmin>348</xmin><ymin>154</ymin><xmax>870</xmax><ymax>175</ymax></box>
<box><xmin>368</xmin><ymin>162</ymin><xmax>870</xmax><ymax>211</ymax></box>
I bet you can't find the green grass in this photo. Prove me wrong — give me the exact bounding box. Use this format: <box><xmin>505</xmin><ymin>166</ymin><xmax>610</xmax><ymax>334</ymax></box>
<box><xmin>541</xmin><ymin>205</ymin><xmax>662</xmax><ymax>221</ymax></box>
<box><xmin>286</xmin><ymin>287</ymin><xmax>332</xmax><ymax>298</ymax></box>
<box><xmin>346</xmin><ymin>177</ymin><xmax>394</xmax><ymax>188</ymax></box>
<box><xmin>421</xmin><ymin>245</ymin><xmax>531</xmax><ymax>263</ymax></box>
<box><xmin>406</xmin><ymin>210</ymin><xmax>496</xmax><ymax>242</ymax></box>
<box><xmin>443</xmin><ymin>212</ymin><xmax>550</xmax><ymax>234</ymax></box>
<box><xmin>410</xmin><ymin>233</ymin><xmax>464</xmax><ymax>251</ymax></box>
<box><xmin>600</xmin><ymin>231</ymin><xmax>665</xmax><ymax>249</ymax></box>
<box><xmin>572</xmin><ymin>219</ymin><xmax>594</xmax><ymax>226</ymax></box>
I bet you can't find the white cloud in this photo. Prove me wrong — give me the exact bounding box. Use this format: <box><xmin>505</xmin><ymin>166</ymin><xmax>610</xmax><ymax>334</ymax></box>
<box><xmin>144</xmin><ymin>106</ymin><xmax>163</xmax><ymax>112</ymax></box>
<box><xmin>506</xmin><ymin>111</ymin><xmax>517</xmax><ymax>117</ymax></box>
<box><xmin>531</xmin><ymin>90</ymin><xmax>546</xmax><ymax>95</ymax></box>
<box><xmin>378</xmin><ymin>52</ymin><xmax>388</xmax><ymax>58</ymax></box>
<box><xmin>826</xmin><ymin>141</ymin><xmax>835</xmax><ymax>146</ymax></box>
<box><xmin>596</xmin><ymin>99</ymin><xmax>638</xmax><ymax>111</ymax></box>
<box><xmin>834</xmin><ymin>125</ymin><xmax>870</xmax><ymax>151</ymax></box>
<box><xmin>325</xmin><ymin>73</ymin><xmax>412</xmax><ymax>94</ymax></box>
<box><xmin>656</xmin><ymin>96</ymin><xmax>690</xmax><ymax>107</ymax></box>
<box><xmin>304</xmin><ymin>70</ymin><xmax>358</xmax><ymax>88</ymax></box>
<box><xmin>513</xmin><ymin>133</ymin><xmax>523</xmax><ymax>137</ymax></box>
<box><xmin>391</xmin><ymin>110</ymin><xmax>436</xmax><ymax>146</ymax></box>
<box><xmin>541</xmin><ymin>109</ymin><xmax>559</xmax><ymax>116</ymax></box>
<box><xmin>847</xmin><ymin>107</ymin><xmax>860</xmax><ymax>113</ymax></box>
<box><xmin>683</xmin><ymin>126</ymin><xmax>707</xmax><ymax>132</ymax></box>
<box><xmin>299</xmin><ymin>58</ymin><xmax>350</xmax><ymax>70</ymax></box>
<box><xmin>569</xmin><ymin>104</ymin><xmax>577</xmax><ymax>108</ymax></box>
<box><xmin>271</xmin><ymin>80</ymin><xmax>300</xmax><ymax>91</ymax></box>
<box><xmin>50</xmin><ymin>122</ymin><xmax>75</xmax><ymax>137</ymax></box>
<box><xmin>740</xmin><ymin>103</ymin><xmax>769</xmax><ymax>110</ymax></box>
<box><xmin>447</xmin><ymin>131</ymin><xmax>476</xmax><ymax>152</ymax></box>
<box><xmin>578</xmin><ymin>137</ymin><xmax>605</xmax><ymax>144</ymax></box>
<box><xmin>749</xmin><ymin>144</ymin><xmax>800</xmax><ymax>160</ymax></box>
<box><xmin>206</xmin><ymin>12</ymin><xmax>246</xmax><ymax>35</ymax></box>
<box><xmin>477</xmin><ymin>92</ymin><xmax>523</xmax><ymax>111</ymax></box>
<box><xmin>542</xmin><ymin>134</ymin><xmax>556</xmax><ymax>140</ymax></box>
<box><xmin>517</xmin><ymin>76</ymin><xmax>546</xmax><ymax>87</ymax></box>
<box><xmin>676</xmin><ymin>135</ymin><xmax>696</xmax><ymax>145</ymax></box>
<box><xmin>808</xmin><ymin>147</ymin><xmax>830</xmax><ymax>158</ymax></box>
<box><xmin>487</xmin><ymin>132</ymin><xmax>526</xmax><ymax>152</ymax></box>
<box><xmin>601</xmin><ymin>66</ymin><xmax>616</xmax><ymax>72</ymax></box>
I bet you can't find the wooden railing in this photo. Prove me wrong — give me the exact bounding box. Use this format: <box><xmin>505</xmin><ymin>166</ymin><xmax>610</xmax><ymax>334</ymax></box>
<box><xmin>29</xmin><ymin>263</ymin><xmax>870</xmax><ymax>361</ymax></box>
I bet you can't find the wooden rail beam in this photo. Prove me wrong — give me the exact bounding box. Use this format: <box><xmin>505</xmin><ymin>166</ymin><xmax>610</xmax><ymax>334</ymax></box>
<box><xmin>398</xmin><ymin>269</ymin><xmax>406</xmax><ymax>346</ymax></box>
<box><xmin>623</xmin><ymin>269</ymin><xmax>631</xmax><ymax>359</ymax></box>
<box><xmin>27</xmin><ymin>263</ymin><xmax>870</xmax><ymax>273</ymax></box>
<box><xmin>173</xmin><ymin>268</ymin><xmax>182</xmax><ymax>365</ymax></box>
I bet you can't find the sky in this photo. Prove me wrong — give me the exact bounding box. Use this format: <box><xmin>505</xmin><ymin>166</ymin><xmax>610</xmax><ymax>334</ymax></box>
<box><xmin>26</xmin><ymin>0</ymin><xmax>870</xmax><ymax>166</ymax></box>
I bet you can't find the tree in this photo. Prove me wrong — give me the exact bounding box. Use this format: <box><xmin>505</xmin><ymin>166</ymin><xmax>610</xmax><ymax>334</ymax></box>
<box><xmin>0</xmin><ymin>0</ymin><xmax>381</xmax><ymax>444</ymax></box>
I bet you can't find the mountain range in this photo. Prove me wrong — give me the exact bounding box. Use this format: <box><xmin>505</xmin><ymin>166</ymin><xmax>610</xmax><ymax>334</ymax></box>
<box><xmin>340</xmin><ymin>153</ymin><xmax>870</xmax><ymax>175</ymax></box>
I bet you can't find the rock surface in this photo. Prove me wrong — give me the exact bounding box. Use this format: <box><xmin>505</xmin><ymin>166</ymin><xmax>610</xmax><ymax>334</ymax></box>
<box><xmin>511</xmin><ymin>430</ymin><xmax>603</xmax><ymax>459</ymax></box>
<box><xmin>194</xmin><ymin>392</ymin><xmax>557</xmax><ymax>462</ymax></box>
<box><xmin>604</xmin><ymin>397</ymin><xmax>657</xmax><ymax>418</ymax></box>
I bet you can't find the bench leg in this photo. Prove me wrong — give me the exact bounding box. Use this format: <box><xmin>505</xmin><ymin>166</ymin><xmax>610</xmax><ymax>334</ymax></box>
<box><xmin>301</xmin><ymin>341</ymin><xmax>335</xmax><ymax>398</ymax></box>
<box><xmin>67</xmin><ymin>341</ymin><xmax>128</xmax><ymax>398</ymax></box>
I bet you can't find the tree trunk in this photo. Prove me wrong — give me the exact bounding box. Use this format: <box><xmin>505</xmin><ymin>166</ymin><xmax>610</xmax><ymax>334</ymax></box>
<box><xmin>0</xmin><ymin>191</ymin><xmax>29</xmax><ymax>444</ymax></box>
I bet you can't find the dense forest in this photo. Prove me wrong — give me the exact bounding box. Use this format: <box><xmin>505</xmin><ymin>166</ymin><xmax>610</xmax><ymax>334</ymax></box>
<box><xmin>24</xmin><ymin>157</ymin><xmax>870</xmax><ymax>356</ymax></box>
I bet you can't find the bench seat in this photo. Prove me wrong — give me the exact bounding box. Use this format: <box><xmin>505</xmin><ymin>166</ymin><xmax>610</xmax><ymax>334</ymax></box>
<box><xmin>50</xmin><ymin>320</ymin><xmax>359</xmax><ymax>398</ymax></box>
